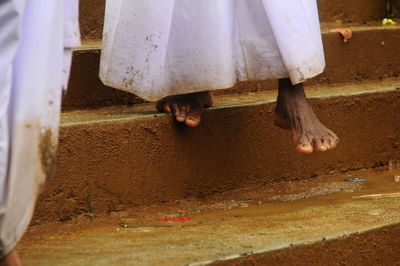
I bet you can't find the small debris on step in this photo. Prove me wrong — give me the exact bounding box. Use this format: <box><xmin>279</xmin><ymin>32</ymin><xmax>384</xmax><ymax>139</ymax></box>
<box><xmin>239</xmin><ymin>251</ymin><xmax>253</xmax><ymax>257</ymax></box>
<box><xmin>368</xmin><ymin>209</ymin><xmax>384</xmax><ymax>216</ymax></box>
<box><xmin>86</xmin><ymin>213</ymin><xmax>97</xmax><ymax>219</ymax></box>
<box><xmin>158</xmin><ymin>217</ymin><xmax>193</xmax><ymax>222</ymax></box>
<box><xmin>117</xmin><ymin>222</ymin><xmax>174</xmax><ymax>228</ymax></box>
<box><xmin>239</xmin><ymin>203</ymin><xmax>249</xmax><ymax>208</ymax></box>
<box><xmin>395</xmin><ymin>176</ymin><xmax>400</xmax><ymax>183</ymax></box>
<box><xmin>331</xmin><ymin>28</ymin><xmax>352</xmax><ymax>43</ymax></box>
<box><xmin>345</xmin><ymin>178</ymin><xmax>367</xmax><ymax>182</ymax></box>
<box><xmin>382</xmin><ymin>18</ymin><xmax>397</xmax><ymax>25</ymax></box>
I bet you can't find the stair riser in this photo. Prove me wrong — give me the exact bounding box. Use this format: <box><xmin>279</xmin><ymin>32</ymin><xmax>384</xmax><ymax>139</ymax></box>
<box><xmin>34</xmin><ymin>91</ymin><xmax>400</xmax><ymax>223</ymax></box>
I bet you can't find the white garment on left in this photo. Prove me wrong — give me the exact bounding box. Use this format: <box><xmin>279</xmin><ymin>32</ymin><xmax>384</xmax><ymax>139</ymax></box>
<box><xmin>0</xmin><ymin>0</ymin><xmax>24</xmax><ymax>214</ymax></box>
<box><xmin>0</xmin><ymin>0</ymin><xmax>80</xmax><ymax>257</ymax></box>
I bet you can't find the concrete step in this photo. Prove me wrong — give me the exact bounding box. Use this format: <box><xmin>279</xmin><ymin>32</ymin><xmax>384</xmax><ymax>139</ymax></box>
<box><xmin>34</xmin><ymin>79</ymin><xmax>400</xmax><ymax>224</ymax></box>
<box><xmin>19</xmin><ymin>168</ymin><xmax>400</xmax><ymax>265</ymax></box>
<box><xmin>79</xmin><ymin>0</ymin><xmax>391</xmax><ymax>41</ymax></box>
<box><xmin>63</xmin><ymin>25</ymin><xmax>400</xmax><ymax>110</ymax></box>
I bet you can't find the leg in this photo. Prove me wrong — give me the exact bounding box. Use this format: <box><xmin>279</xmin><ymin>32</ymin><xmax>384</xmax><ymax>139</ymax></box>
<box><xmin>274</xmin><ymin>78</ymin><xmax>339</xmax><ymax>153</ymax></box>
<box><xmin>156</xmin><ymin>91</ymin><xmax>213</xmax><ymax>127</ymax></box>
<box><xmin>0</xmin><ymin>250</ymin><xmax>21</xmax><ymax>266</ymax></box>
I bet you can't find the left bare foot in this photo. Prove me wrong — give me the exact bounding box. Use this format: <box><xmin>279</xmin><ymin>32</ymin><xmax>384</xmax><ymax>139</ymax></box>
<box><xmin>156</xmin><ymin>91</ymin><xmax>213</xmax><ymax>127</ymax></box>
<box><xmin>274</xmin><ymin>78</ymin><xmax>339</xmax><ymax>154</ymax></box>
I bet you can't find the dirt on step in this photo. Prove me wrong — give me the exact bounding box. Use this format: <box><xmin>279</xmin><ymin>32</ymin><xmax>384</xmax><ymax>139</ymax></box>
<box><xmin>213</xmin><ymin>223</ymin><xmax>400</xmax><ymax>266</ymax></box>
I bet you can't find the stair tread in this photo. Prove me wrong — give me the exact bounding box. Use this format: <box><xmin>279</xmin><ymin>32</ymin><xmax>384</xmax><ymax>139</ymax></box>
<box><xmin>61</xmin><ymin>78</ymin><xmax>400</xmax><ymax>127</ymax></box>
<box><xmin>76</xmin><ymin>24</ymin><xmax>400</xmax><ymax>51</ymax></box>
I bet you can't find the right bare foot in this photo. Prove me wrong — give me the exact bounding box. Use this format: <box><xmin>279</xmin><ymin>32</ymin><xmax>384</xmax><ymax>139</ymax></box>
<box><xmin>0</xmin><ymin>250</ymin><xmax>22</xmax><ymax>266</ymax></box>
<box><xmin>156</xmin><ymin>91</ymin><xmax>213</xmax><ymax>127</ymax></box>
<box><xmin>274</xmin><ymin>78</ymin><xmax>339</xmax><ymax>153</ymax></box>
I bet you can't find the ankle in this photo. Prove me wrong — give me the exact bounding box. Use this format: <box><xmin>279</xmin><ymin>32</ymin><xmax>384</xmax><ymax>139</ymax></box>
<box><xmin>278</xmin><ymin>78</ymin><xmax>292</xmax><ymax>88</ymax></box>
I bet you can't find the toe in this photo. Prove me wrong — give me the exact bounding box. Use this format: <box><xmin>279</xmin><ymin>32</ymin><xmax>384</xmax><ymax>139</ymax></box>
<box><xmin>164</xmin><ymin>103</ymin><xmax>172</xmax><ymax>113</ymax></box>
<box><xmin>156</xmin><ymin>100</ymin><xmax>171</xmax><ymax>113</ymax></box>
<box><xmin>170</xmin><ymin>103</ymin><xmax>179</xmax><ymax>116</ymax></box>
<box><xmin>186</xmin><ymin>116</ymin><xmax>201</xmax><ymax>127</ymax></box>
<box><xmin>170</xmin><ymin>103</ymin><xmax>185</xmax><ymax>123</ymax></box>
<box><xmin>156</xmin><ymin>100</ymin><xmax>163</xmax><ymax>112</ymax></box>
<box><xmin>295</xmin><ymin>134</ymin><xmax>314</xmax><ymax>154</ymax></box>
<box><xmin>326</xmin><ymin>132</ymin><xmax>339</xmax><ymax>150</ymax></box>
<box><xmin>185</xmin><ymin>106</ymin><xmax>201</xmax><ymax>127</ymax></box>
<box><xmin>314</xmin><ymin>137</ymin><xmax>328</xmax><ymax>152</ymax></box>
<box><xmin>176</xmin><ymin>106</ymin><xmax>187</xmax><ymax>122</ymax></box>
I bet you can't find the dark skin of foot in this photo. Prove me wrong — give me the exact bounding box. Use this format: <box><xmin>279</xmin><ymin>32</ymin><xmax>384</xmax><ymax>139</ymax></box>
<box><xmin>274</xmin><ymin>78</ymin><xmax>339</xmax><ymax>153</ymax></box>
<box><xmin>156</xmin><ymin>91</ymin><xmax>213</xmax><ymax>127</ymax></box>
<box><xmin>0</xmin><ymin>250</ymin><xmax>22</xmax><ymax>266</ymax></box>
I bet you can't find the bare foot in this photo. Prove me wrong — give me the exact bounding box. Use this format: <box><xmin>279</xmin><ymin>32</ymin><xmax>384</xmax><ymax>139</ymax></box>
<box><xmin>156</xmin><ymin>91</ymin><xmax>213</xmax><ymax>127</ymax></box>
<box><xmin>0</xmin><ymin>250</ymin><xmax>22</xmax><ymax>266</ymax></box>
<box><xmin>274</xmin><ymin>78</ymin><xmax>339</xmax><ymax>153</ymax></box>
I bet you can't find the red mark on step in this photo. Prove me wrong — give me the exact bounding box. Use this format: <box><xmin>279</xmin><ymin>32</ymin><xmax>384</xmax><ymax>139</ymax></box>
<box><xmin>331</xmin><ymin>28</ymin><xmax>353</xmax><ymax>43</ymax></box>
<box><xmin>158</xmin><ymin>217</ymin><xmax>193</xmax><ymax>222</ymax></box>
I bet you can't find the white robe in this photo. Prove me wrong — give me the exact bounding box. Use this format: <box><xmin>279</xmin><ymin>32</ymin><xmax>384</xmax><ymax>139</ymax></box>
<box><xmin>0</xmin><ymin>0</ymin><xmax>80</xmax><ymax>256</ymax></box>
<box><xmin>100</xmin><ymin>0</ymin><xmax>325</xmax><ymax>102</ymax></box>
